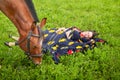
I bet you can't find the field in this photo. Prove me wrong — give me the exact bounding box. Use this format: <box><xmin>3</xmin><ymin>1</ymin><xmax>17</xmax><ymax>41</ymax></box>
<box><xmin>0</xmin><ymin>0</ymin><xmax>120</xmax><ymax>80</ymax></box>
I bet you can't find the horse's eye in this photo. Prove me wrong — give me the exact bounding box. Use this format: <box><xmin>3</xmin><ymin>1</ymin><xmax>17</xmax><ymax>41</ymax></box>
<box><xmin>33</xmin><ymin>46</ymin><xmax>37</xmax><ymax>49</ymax></box>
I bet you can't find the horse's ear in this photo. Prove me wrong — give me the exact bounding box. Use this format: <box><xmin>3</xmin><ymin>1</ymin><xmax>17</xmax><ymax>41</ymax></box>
<box><xmin>40</xmin><ymin>18</ymin><xmax>47</xmax><ymax>28</ymax></box>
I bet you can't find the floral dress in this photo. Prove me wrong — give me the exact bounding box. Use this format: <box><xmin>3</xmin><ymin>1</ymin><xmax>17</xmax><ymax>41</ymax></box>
<box><xmin>42</xmin><ymin>27</ymin><xmax>106</xmax><ymax>63</ymax></box>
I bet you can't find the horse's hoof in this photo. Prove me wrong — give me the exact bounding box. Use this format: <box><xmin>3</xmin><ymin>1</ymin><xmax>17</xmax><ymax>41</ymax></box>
<box><xmin>4</xmin><ymin>42</ymin><xmax>11</xmax><ymax>48</ymax></box>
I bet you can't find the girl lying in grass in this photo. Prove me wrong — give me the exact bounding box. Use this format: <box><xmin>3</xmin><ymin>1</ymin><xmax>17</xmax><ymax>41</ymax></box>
<box><xmin>5</xmin><ymin>27</ymin><xmax>106</xmax><ymax>64</ymax></box>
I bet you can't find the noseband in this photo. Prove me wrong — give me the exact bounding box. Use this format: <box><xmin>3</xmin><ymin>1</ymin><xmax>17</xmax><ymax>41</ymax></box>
<box><xmin>16</xmin><ymin>25</ymin><xmax>44</xmax><ymax>58</ymax></box>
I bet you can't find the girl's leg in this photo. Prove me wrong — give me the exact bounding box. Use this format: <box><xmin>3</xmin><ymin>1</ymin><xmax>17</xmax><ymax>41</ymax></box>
<box><xmin>4</xmin><ymin>42</ymin><xmax>16</xmax><ymax>47</ymax></box>
<box><xmin>9</xmin><ymin>35</ymin><xmax>19</xmax><ymax>41</ymax></box>
<box><xmin>4</xmin><ymin>35</ymin><xmax>19</xmax><ymax>47</ymax></box>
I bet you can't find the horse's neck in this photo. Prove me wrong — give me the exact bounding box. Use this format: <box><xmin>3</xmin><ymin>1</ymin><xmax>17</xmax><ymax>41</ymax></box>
<box><xmin>0</xmin><ymin>0</ymin><xmax>34</xmax><ymax>37</ymax></box>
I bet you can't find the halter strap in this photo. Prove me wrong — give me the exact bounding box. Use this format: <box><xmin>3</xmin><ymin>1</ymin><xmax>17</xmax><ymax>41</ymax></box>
<box><xmin>16</xmin><ymin>26</ymin><xmax>43</xmax><ymax>58</ymax></box>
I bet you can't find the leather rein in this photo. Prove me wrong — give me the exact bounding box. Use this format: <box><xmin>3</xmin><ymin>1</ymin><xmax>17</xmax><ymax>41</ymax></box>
<box><xmin>15</xmin><ymin>25</ymin><xmax>44</xmax><ymax>58</ymax></box>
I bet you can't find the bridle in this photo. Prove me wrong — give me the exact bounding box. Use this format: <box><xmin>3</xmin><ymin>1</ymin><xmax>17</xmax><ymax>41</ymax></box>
<box><xmin>15</xmin><ymin>25</ymin><xmax>44</xmax><ymax>58</ymax></box>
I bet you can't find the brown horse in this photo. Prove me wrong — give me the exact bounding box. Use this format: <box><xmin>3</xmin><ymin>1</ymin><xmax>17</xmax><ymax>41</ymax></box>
<box><xmin>0</xmin><ymin>0</ymin><xmax>46</xmax><ymax>65</ymax></box>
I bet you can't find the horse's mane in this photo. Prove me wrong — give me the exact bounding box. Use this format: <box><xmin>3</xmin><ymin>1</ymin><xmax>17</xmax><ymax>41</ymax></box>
<box><xmin>25</xmin><ymin>0</ymin><xmax>39</xmax><ymax>23</ymax></box>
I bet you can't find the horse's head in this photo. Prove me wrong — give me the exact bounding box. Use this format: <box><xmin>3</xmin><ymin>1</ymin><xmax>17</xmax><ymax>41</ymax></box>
<box><xmin>18</xmin><ymin>18</ymin><xmax>47</xmax><ymax>65</ymax></box>
<box><xmin>0</xmin><ymin>0</ymin><xmax>46</xmax><ymax>65</ymax></box>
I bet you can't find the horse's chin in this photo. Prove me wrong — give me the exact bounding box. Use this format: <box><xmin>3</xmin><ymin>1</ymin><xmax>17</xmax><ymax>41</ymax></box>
<box><xmin>32</xmin><ymin>58</ymin><xmax>42</xmax><ymax>65</ymax></box>
<box><xmin>34</xmin><ymin>61</ymin><xmax>42</xmax><ymax>65</ymax></box>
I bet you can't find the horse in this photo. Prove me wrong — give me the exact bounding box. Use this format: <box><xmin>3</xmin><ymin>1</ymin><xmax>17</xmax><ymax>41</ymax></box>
<box><xmin>0</xmin><ymin>0</ymin><xmax>46</xmax><ymax>65</ymax></box>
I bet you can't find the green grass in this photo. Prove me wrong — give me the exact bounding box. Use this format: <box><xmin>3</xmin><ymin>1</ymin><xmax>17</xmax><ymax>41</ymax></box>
<box><xmin>0</xmin><ymin>0</ymin><xmax>120</xmax><ymax>80</ymax></box>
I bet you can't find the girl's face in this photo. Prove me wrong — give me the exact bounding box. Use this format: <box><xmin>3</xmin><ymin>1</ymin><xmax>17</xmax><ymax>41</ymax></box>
<box><xmin>80</xmin><ymin>31</ymin><xmax>93</xmax><ymax>38</ymax></box>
